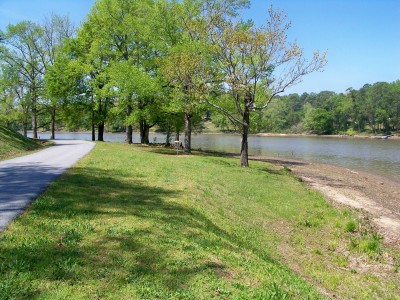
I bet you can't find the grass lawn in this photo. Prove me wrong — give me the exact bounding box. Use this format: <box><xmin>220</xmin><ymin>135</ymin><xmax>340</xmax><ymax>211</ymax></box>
<box><xmin>0</xmin><ymin>126</ymin><xmax>44</xmax><ymax>161</ymax></box>
<box><xmin>0</xmin><ymin>143</ymin><xmax>399</xmax><ymax>299</ymax></box>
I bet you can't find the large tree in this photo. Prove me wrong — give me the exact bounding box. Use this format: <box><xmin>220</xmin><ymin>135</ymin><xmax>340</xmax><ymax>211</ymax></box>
<box><xmin>1</xmin><ymin>16</ymin><xmax>73</xmax><ymax>139</ymax></box>
<box><xmin>0</xmin><ymin>66</ymin><xmax>28</xmax><ymax>130</ymax></box>
<box><xmin>108</xmin><ymin>61</ymin><xmax>162</xmax><ymax>143</ymax></box>
<box><xmin>40</xmin><ymin>14</ymin><xmax>75</xmax><ymax>139</ymax></box>
<box><xmin>81</xmin><ymin>0</ymin><xmax>156</xmax><ymax>144</ymax></box>
<box><xmin>159</xmin><ymin>0</ymin><xmax>249</xmax><ymax>153</ymax></box>
<box><xmin>68</xmin><ymin>15</ymin><xmax>117</xmax><ymax>142</ymax></box>
<box><xmin>0</xmin><ymin>21</ymin><xmax>44</xmax><ymax>138</ymax></box>
<box><xmin>160</xmin><ymin>40</ymin><xmax>211</xmax><ymax>152</ymax></box>
<box><xmin>208</xmin><ymin>7</ymin><xmax>327</xmax><ymax>166</ymax></box>
<box><xmin>45</xmin><ymin>40</ymin><xmax>93</xmax><ymax>136</ymax></box>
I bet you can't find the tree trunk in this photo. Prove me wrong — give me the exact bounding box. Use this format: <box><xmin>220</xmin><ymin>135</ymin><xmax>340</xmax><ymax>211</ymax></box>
<box><xmin>240</xmin><ymin>92</ymin><xmax>251</xmax><ymax>167</ymax></box>
<box><xmin>126</xmin><ymin>104</ymin><xmax>133</xmax><ymax>144</ymax></box>
<box><xmin>140</xmin><ymin>120</ymin><xmax>150</xmax><ymax>144</ymax></box>
<box><xmin>98</xmin><ymin>122</ymin><xmax>104</xmax><ymax>141</ymax></box>
<box><xmin>50</xmin><ymin>106</ymin><xmax>56</xmax><ymax>139</ymax></box>
<box><xmin>31</xmin><ymin>103</ymin><xmax>37</xmax><ymax>139</ymax></box>
<box><xmin>184</xmin><ymin>112</ymin><xmax>191</xmax><ymax>153</ymax></box>
<box><xmin>23</xmin><ymin>121</ymin><xmax>28</xmax><ymax>137</ymax></box>
<box><xmin>22</xmin><ymin>107</ymin><xmax>28</xmax><ymax>137</ymax></box>
<box><xmin>126</xmin><ymin>125</ymin><xmax>133</xmax><ymax>144</ymax></box>
<box><xmin>91</xmin><ymin>110</ymin><xmax>96</xmax><ymax>141</ymax></box>
<box><xmin>166</xmin><ymin>130</ymin><xmax>171</xmax><ymax>146</ymax></box>
<box><xmin>240</xmin><ymin>107</ymin><xmax>250</xmax><ymax>167</ymax></box>
<box><xmin>97</xmin><ymin>95</ymin><xmax>105</xmax><ymax>141</ymax></box>
<box><xmin>91</xmin><ymin>124</ymin><xmax>96</xmax><ymax>141</ymax></box>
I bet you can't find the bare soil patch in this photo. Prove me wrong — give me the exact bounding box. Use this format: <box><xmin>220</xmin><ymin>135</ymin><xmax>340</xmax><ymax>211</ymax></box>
<box><xmin>249</xmin><ymin>155</ymin><xmax>400</xmax><ymax>246</ymax></box>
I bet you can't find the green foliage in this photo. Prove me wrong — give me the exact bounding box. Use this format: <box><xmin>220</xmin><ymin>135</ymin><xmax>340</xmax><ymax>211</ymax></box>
<box><xmin>109</xmin><ymin>63</ymin><xmax>159</xmax><ymax>100</ymax></box>
<box><xmin>304</xmin><ymin>106</ymin><xmax>334</xmax><ymax>134</ymax></box>
<box><xmin>0</xmin><ymin>21</ymin><xmax>44</xmax><ymax>135</ymax></box>
<box><xmin>0</xmin><ymin>15</ymin><xmax>74</xmax><ymax>138</ymax></box>
<box><xmin>242</xmin><ymin>81</ymin><xmax>400</xmax><ymax>134</ymax></box>
<box><xmin>345</xmin><ymin>219</ymin><xmax>358</xmax><ymax>233</ymax></box>
<box><xmin>109</xmin><ymin>61</ymin><xmax>164</xmax><ymax>129</ymax></box>
<box><xmin>262</xmin><ymin>94</ymin><xmax>305</xmax><ymax>133</ymax></box>
<box><xmin>349</xmin><ymin>232</ymin><xmax>384</xmax><ymax>257</ymax></box>
<box><xmin>0</xmin><ymin>72</ymin><xmax>24</xmax><ymax>129</ymax></box>
<box><xmin>45</xmin><ymin>52</ymin><xmax>85</xmax><ymax>102</ymax></box>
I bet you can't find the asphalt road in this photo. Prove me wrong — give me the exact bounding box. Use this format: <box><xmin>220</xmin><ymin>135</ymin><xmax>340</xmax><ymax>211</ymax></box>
<box><xmin>0</xmin><ymin>140</ymin><xmax>95</xmax><ymax>232</ymax></box>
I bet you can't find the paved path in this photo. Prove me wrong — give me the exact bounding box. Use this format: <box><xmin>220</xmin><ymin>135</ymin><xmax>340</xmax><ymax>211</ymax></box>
<box><xmin>0</xmin><ymin>140</ymin><xmax>95</xmax><ymax>232</ymax></box>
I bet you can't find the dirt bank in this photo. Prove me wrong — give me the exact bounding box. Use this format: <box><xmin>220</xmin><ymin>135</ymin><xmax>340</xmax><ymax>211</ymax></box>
<box><xmin>248</xmin><ymin>155</ymin><xmax>400</xmax><ymax>245</ymax></box>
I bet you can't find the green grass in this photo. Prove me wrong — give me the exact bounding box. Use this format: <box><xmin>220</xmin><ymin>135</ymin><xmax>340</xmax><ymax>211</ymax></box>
<box><xmin>0</xmin><ymin>126</ymin><xmax>42</xmax><ymax>160</ymax></box>
<box><xmin>0</xmin><ymin>143</ymin><xmax>399</xmax><ymax>299</ymax></box>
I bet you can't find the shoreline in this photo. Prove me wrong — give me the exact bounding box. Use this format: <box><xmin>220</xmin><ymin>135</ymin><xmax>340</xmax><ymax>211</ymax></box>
<box><xmin>246</xmin><ymin>154</ymin><xmax>400</xmax><ymax>245</ymax></box>
<box><xmin>31</xmin><ymin>131</ymin><xmax>400</xmax><ymax>183</ymax></box>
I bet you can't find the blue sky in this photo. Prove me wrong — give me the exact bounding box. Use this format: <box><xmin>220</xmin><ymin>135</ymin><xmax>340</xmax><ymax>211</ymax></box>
<box><xmin>1</xmin><ymin>0</ymin><xmax>399</xmax><ymax>95</ymax></box>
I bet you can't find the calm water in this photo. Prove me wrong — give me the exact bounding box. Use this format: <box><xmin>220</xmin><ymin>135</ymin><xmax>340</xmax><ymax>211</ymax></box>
<box><xmin>30</xmin><ymin>132</ymin><xmax>400</xmax><ymax>182</ymax></box>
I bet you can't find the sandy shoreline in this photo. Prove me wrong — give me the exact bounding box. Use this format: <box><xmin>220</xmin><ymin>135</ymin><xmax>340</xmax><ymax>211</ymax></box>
<box><xmin>248</xmin><ymin>155</ymin><xmax>400</xmax><ymax>245</ymax></box>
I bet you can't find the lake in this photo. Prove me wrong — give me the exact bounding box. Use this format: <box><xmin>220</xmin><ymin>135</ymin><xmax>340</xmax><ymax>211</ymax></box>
<box><xmin>31</xmin><ymin>132</ymin><xmax>400</xmax><ymax>182</ymax></box>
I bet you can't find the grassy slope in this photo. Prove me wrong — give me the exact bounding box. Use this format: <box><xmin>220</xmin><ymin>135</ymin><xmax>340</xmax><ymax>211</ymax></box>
<box><xmin>0</xmin><ymin>126</ymin><xmax>40</xmax><ymax>160</ymax></box>
<box><xmin>0</xmin><ymin>143</ymin><xmax>399</xmax><ymax>299</ymax></box>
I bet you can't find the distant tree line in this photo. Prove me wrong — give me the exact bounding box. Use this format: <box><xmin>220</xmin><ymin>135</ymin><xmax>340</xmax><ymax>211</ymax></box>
<box><xmin>212</xmin><ymin>81</ymin><xmax>400</xmax><ymax>135</ymax></box>
<box><xmin>0</xmin><ymin>0</ymin><xmax>326</xmax><ymax>167</ymax></box>
<box><xmin>272</xmin><ymin>82</ymin><xmax>400</xmax><ymax>135</ymax></box>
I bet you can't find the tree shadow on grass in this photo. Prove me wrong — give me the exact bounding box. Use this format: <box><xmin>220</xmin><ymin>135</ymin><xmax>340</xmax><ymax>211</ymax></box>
<box><xmin>0</xmin><ymin>165</ymin><xmax>282</xmax><ymax>298</ymax></box>
<box><xmin>259</xmin><ymin>167</ymin><xmax>288</xmax><ymax>176</ymax></box>
<box><xmin>146</xmin><ymin>147</ymin><xmax>238</xmax><ymax>158</ymax></box>
<box><xmin>143</xmin><ymin>146</ymin><xmax>179</xmax><ymax>156</ymax></box>
<box><xmin>248</xmin><ymin>157</ymin><xmax>308</xmax><ymax>167</ymax></box>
